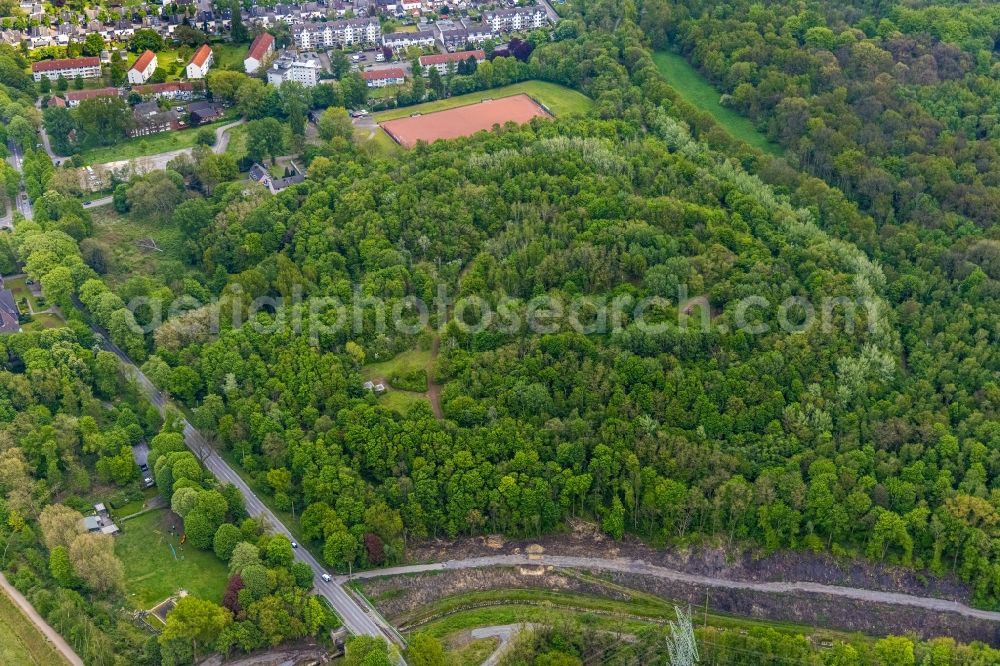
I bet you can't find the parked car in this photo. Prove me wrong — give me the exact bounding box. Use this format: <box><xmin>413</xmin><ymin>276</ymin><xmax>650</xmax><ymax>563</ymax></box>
<box><xmin>139</xmin><ymin>463</ymin><xmax>154</xmax><ymax>488</ymax></box>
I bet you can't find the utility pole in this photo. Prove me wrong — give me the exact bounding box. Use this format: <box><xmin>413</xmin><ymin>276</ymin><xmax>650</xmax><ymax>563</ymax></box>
<box><xmin>665</xmin><ymin>605</ymin><xmax>700</xmax><ymax>666</ymax></box>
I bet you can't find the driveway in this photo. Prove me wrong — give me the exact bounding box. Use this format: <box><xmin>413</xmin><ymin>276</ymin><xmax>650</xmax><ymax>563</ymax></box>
<box><xmin>131</xmin><ymin>442</ymin><xmax>150</xmax><ymax>467</ymax></box>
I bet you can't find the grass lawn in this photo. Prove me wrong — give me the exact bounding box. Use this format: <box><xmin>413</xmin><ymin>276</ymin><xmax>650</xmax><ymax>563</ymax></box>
<box><xmin>361</xmin><ymin>348</ymin><xmax>433</xmax><ymax>413</ymax></box>
<box><xmin>224</xmin><ymin>123</ymin><xmax>248</xmax><ymax>160</ymax></box>
<box><xmin>446</xmin><ymin>637</ymin><xmax>497</xmax><ymax>666</ymax></box>
<box><xmin>374</xmin><ymin>81</ymin><xmax>594</xmax><ymax>121</ymax></box>
<box><xmin>78</xmin><ymin>117</ymin><xmax>233</xmax><ymax>165</ymax></box>
<box><xmin>115</xmin><ymin>508</ymin><xmax>229</xmax><ymax>609</ymax></box>
<box><xmin>356</xmin><ymin>127</ymin><xmax>402</xmax><ymax>157</ymax></box>
<box><xmin>3</xmin><ymin>276</ymin><xmax>42</xmax><ymax>312</ymax></box>
<box><xmin>362</xmin><ymin>349</ymin><xmax>432</xmax><ymax>385</ymax></box>
<box><xmin>20</xmin><ymin>313</ymin><xmax>65</xmax><ymax>332</ymax></box>
<box><xmin>112</xmin><ymin>488</ymin><xmax>159</xmax><ymax>520</ymax></box>
<box><xmin>652</xmin><ymin>51</ymin><xmax>782</xmax><ymax>155</ymax></box>
<box><xmin>388</xmin><ymin>583</ymin><xmax>871</xmax><ymax>649</ymax></box>
<box><xmin>210</xmin><ymin>41</ymin><xmax>248</xmax><ymax>72</ymax></box>
<box><xmin>88</xmin><ymin>207</ymin><xmax>195</xmax><ymax>290</ymax></box>
<box><xmin>0</xmin><ymin>586</ymin><xmax>67</xmax><ymax>666</ymax></box>
<box><xmin>377</xmin><ymin>390</ymin><xmax>429</xmax><ymax>413</ymax></box>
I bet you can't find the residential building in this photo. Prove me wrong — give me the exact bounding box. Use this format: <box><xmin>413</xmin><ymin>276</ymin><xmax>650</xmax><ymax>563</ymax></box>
<box><xmin>186</xmin><ymin>43</ymin><xmax>213</xmax><ymax>79</ymax></box>
<box><xmin>249</xmin><ymin>161</ymin><xmax>305</xmax><ymax>193</ymax></box>
<box><xmin>244</xmin><ymin>31</ymin><xmax>275</xmax><ymax>73</ymax></box>
<box><xmin>64</xmin><ymin>87</ymin><xmax>121</xmax><ymax>107</ymax></box>
<box><xmin>130</xmin><ymin>101</ymin><xmax>181</xmax><ymax>137</ymax></box>
<box><xmin>483</xmin><ymin>6</ymin><xmax>548</xmax><ymax>33</ymax></box>
<box><xmin>80</xmin><ymin>503</ymin><xmax>119</xmax><ymax>536</ymax></box>
<box><xmin>266</xmin><ymin>54</ymin><xmax>322</xmax><ymax>87</ymax></box>
<box><xmin>133</xmin><ymin>81</ymin><xmax>195</xmax><ymax>101</ymax></box>
<box><xmin>361</xmin><ymin>67</ymin><xmax>405</xmax><ymax>87</ymax></box>
<box><xmin>0</xmin><ymin>284</ymin><xmax>20</xmax><ymax>334</ymax></box>
<box><xmin>382</xmin><ymin>29</ymin><xmax>436</xmax><ymax>50</ymax></box>
<box><xmin>292</xmin><ymin>16</ymin><xmax>380</xmax><ymax>50</ymax></box>
<box><xmin>127</xmin><ymin>49</ymin><xmax>157</xmax><ymax>84</ymax></box>
<box><xmin>31</xmin><ymin>56</ymin><xmax>101</xmax><ymax>82</ymax></box>
<box><xmin>418</xmin><ymin>49</ymin><xmax>485</xmax><ymax>75</ymax></box>
<box><xmin>436</xmin><ymin>21</ymin><xmax>494</xmax><ymax>51</ymax></box>
<box><xmin>187</xmin><ymin>101</ymin><xmax>225</xmax><ymax>124</ymax></box>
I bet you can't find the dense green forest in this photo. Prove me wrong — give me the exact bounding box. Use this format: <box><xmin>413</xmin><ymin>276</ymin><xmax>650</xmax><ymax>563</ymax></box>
<box><xmin>0</xmin><ymin>330</ymin><xmax>339</xmax><ymax>665</ymax></box>
<box><xmin>2</xmin><ymin>0</ymin><xmax>1000</xmax><ymax>662</ymax></box>
<box><xmin>12</xmin><ymin>0</ymin><xmax>999</xmax><ymax>604</ymax></box>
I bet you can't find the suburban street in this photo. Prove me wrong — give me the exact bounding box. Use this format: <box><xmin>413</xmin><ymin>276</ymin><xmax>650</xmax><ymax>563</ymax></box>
<box><xmin>3</xmin><ymin>140</ymin><xmax>33</xmax><ymax>228</ymax></box>
<box><xmin>348</xmin><ymin>554</ymin><xmax>1000</xmax><ymax>624</ymax></box>
<box><xmin>88</xmin><ymin>331</ymin><xmax>405</xmax><ymax>650</ymax></box>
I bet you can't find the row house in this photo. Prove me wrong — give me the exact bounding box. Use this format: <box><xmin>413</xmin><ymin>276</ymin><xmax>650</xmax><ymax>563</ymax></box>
<box><xmin>133</xmin><ymin>81</ymin><xmax>195</xmax><ymax>101</ymax></box>
<box><xmin>382</xmin><ymin>29</ymin><xmax>436</xmax><ymax>50</ymax></box>
<box><xmin>418</xmin><ymin>49</ymin><xmax>484</xmax><ymax>75</ymax></box>
<box><xmin>482</xmin><ymin>6</ymin><xmax>547</xmax><ymax>33</ymax></box>
<box><xmin>130</xmin><ymin>100</ymin><xmax>182</xmax><ymax>137</ymax></box>
<box><xmin>436</xmin><ymin>21</ymin><xmax>493</xmax><ymax>51</ymax></box>
<box><xmin>31</xmin><ymin>56</ymin><xmax>101</xmax><ymax>81</ymax></box>
<box><xmin>292</xmin><ymin>16</ymin><xmax>380</xmax><ymax>50</ymax></box>
<box><xmin>64</xmin><ymin>87</ymin><xmax>121</xmax><ymax>107</ymax></box>
<box><xmin>361</xmin><ymin>67</ymin><xmax>405</xmax><ymax>87</ymax></box>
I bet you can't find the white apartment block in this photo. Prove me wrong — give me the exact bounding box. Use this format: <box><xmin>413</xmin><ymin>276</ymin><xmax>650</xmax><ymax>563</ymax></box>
<box><xmin>382</xmin><ymin>29</ymin><xmax>436</xmax><ymax>50</ymax></box>
<box><xmin>245</xmin><ymin>32</ymin><xmax>275</xmax><ymax>74</ymax></box>
<box><xmin>292</xmin><ymin>16</ymin><xmax>380</xmax><ymax>50</ymax></box>
<box><xmin>418</xmin><ymin>49</ymin><xmax>485</xmax><ymax>76</ymax></box>
<box><xmin>483</xmin><ymin>7</ymin><xmax>548</xmax><ymax>33</ymax></box>
<box><xmin>127</xmin><ymin>50</ymin><xmax>157</xmax><ymax>84</ymax></box>
<box><xmin>186</xmin><ymin>44</ymin><xmax>213</xmax><ymax>79</ymax></box>
<box><xmin>31</xmin><ymin>56</ymin><xmax>101</xmax><ymax>81</ymax></box>
<box><xmin>266</xmin><ymin>55</ymin><xmax>322</xmax><ymax>87</ymax></box>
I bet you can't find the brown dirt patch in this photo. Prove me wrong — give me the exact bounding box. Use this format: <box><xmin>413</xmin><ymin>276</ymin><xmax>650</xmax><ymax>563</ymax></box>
<box><xmin>380</xmin><ymin>94</ymin><xmax>550</xmax><ymax>148</ymax></box>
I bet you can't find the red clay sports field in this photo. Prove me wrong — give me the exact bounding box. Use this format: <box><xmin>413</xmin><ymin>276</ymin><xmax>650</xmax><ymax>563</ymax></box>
<box><xmin>380</xmin><ymin>93</ymin><xmax>552</xmax><ymax>148</ymax></box>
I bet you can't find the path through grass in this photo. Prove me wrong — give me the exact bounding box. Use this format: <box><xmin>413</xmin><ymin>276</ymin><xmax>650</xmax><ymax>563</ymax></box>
<box><xmin>653</xmin><ymin>51</ymin><xmax>782</xmax><ymax>155</ymax></box>
<box><xmin>0</xmin><ymin>584</ymin><xmax>68</xmax><ymax>666</ymax></box>
<box><xmin>79</xmin><ymin>117</ymin><xmax>233</xmax><ymax>165</ymax></box>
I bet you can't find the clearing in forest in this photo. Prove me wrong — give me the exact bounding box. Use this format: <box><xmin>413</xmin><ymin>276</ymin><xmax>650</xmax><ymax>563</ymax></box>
<box><xmin>115</xmin><ymin>508</ymin><xmax>228</xmax><ymax>608</ymax></box>
<box><xmin>652</xmin><ymin>51</ymin><xmax>783</xmax><ymax>155</ymax></box>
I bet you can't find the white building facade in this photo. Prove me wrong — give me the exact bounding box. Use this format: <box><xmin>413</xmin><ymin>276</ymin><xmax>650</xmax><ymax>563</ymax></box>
<box><xmin>292</xmin><ymin>17</ymin><xmax>380</xmax><ymax>50</ymax></box>
<box><xmin>266</xmin><ymin>55</ymin><xmax>322</xmax><ymax>87</ymax></box>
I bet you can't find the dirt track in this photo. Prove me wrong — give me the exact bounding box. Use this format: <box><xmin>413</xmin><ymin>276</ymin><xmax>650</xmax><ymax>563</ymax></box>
<box><xmin>0</xmin><ymin>572</ymin><xmax>83</xmax><ymax>666</ymax></box>
<box><xmin>380</xmin><ymin>94</ymin><xmax>550</xmax><ymax>148</ymax></box>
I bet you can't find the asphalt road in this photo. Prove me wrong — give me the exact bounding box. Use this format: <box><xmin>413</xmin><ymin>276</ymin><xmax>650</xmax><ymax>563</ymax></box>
<box><xmin>5</xmin><ymin>141</ymin><xmax>33</xmax><ymax>224</ymax></box>
<box><xmin>83</xmin><ymin>195</ymin><xmax>113</xmax><ymax>209</ymax></box>
<box><xmin>91</xmin><ymin>332</ymin><xmax>402</xmax><ymax>647</ymax></box>
<box><xmin>348</xmin><ymin>554</ymin><xmax>1000</xmax><ymax>624</ymax></box>
<box><xmin>472</xmin><ymin>624</ymin><xmax>530</xmax><ymax>666</ymax></box>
